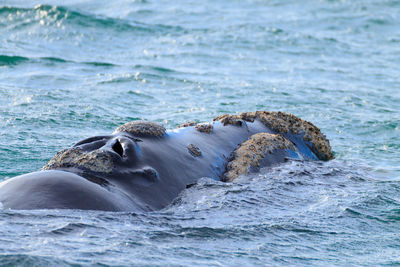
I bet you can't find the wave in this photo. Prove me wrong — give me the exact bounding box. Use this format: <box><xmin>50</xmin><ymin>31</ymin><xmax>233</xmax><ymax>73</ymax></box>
<box><xmin>0</xmin><ymin>5</ymin><xmax>184</xmax><ymax>34</ymax></box>
<box><xmin>0</xmin><ymin>55</ymin><xmax>29</xmax><ymax>66</ymax></box>
<box><xmin>0</xmin><ymin>54</ymin><xmax>117</xmax><ymax>67</ymax></box>
<box><xmin>0</xmin><ymin>254</ymin><xmax>71</xmax><ymax>266</ymax></box>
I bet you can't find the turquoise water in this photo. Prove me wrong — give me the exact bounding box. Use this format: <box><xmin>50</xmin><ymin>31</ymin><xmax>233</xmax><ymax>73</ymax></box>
<box><xmin>1</xmin><ymin>0</ymin><xmax>400</xmax><ymax>265</ymax></box>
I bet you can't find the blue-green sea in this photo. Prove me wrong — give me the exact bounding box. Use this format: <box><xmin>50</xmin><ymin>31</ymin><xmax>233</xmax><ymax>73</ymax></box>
<box><xmin>1</xmin><ymin>0</ymin><xmax>399</xmax><ymax>266</ymax></box>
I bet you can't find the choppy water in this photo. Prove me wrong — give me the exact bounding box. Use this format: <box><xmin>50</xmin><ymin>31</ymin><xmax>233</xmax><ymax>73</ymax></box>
<box><xmin>0</xmin><ymin>0</ymin><xmax>399</xmax><ymax>266</ymax></box>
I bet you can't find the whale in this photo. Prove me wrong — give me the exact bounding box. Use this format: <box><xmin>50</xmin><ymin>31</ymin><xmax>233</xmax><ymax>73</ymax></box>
<box><xmin>0</xmin><ymin>111</ymin><xmax>333</xmax><ymax>211</ymax></box>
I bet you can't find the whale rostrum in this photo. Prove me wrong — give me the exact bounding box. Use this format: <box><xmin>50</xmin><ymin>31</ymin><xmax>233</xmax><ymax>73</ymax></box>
<box><xmin>0</xmin><ymin>111</ymin><xmax>333</xmax><ymax>211</ymax></box>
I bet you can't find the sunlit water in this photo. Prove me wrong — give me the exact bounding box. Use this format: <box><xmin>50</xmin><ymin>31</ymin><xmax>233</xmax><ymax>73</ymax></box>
<box><xmin>0</xmin><ymin>0</ymin><xmax>399</xmax><ymax>266</ymax></box>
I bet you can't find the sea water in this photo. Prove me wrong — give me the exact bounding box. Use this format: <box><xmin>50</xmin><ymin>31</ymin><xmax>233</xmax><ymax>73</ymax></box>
<box><xmin>0</xmin><ymin>0</ymin><xmax>399</xmax><ymax>266</ymax></box>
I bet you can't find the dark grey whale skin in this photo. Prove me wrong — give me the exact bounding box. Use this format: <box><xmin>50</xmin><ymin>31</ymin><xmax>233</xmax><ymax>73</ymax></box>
<box><xmin>0</xmin><ymin>171</ymin><xmax>137</xmax><ymax>211</ymax></box>
<box><xmin>0</xmin><ymin>120</ymin><xmax>318</xmax><ymax>212</ymax></box>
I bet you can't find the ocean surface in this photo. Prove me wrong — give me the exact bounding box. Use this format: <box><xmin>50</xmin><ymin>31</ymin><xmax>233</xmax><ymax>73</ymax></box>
<box><xmin>0</xmin><ymin>0</ymin><xmax>399</xmax><ymax>266</ymax></box>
